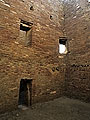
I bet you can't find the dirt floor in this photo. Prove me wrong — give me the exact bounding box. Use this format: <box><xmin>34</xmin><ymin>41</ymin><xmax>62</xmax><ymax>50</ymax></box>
<box><xmin>0</xmin><ymin>97</ymin><xmax>90</xmax><ymax>120</ymax></box>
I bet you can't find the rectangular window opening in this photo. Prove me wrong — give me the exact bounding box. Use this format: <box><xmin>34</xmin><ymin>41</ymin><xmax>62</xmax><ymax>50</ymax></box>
<box><xmin>59</xmin><ymin>37</ymin><xmax>67</xmax><ymax>54</ymax></box>
<box><xmin>19</xmin><ymin>20</ymin><xmax>33</xmax><ymax>46</ymax></box>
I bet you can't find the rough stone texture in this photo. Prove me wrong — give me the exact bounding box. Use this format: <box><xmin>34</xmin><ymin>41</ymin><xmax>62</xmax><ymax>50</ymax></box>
<box><xmin>0</xmin><ymin>0</ymin><xmax>66</xmax><ymax>113</ymax></box>
<box><xmin>0</xmin><ymin>97</ymin><xmax>90</xmax><ymax>120</ymax></box>
<box><xmin>63</xmin><ymin>0</ymin><xmax>90</xmax><ymax>101</ymax></box>
<box><xmin>0</xmin><ymin>0</ymin><xmax>90</xmax><ymax>114</ymax></box>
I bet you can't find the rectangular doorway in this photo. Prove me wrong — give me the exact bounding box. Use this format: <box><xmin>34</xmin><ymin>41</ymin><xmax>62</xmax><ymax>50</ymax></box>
<box><xmin>18</xmin><ymin>79</ymin><xmax>33</xmax><ymax>107</ymax></box>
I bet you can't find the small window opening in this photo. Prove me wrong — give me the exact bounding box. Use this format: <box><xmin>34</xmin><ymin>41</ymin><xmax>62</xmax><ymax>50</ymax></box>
<box><xmin>88</xmin><ymin>0</ymin><xmax>90</xmax><ymax>2</ymax></box>
<box><xmin>18</xmin><ymin>79</ymin><xmax>33</xmax><ymax>108</ymax></box>
<box><xmin>59</xmin><ymin>37</ymin><xmax>67</xmax><ymax>54</ymax></box>
<box><xmin>30</xmin><ymin>6</ymin><xmax>34</xmax><ymax>10</ymax></box>
<box><xmin>50</xmin><ymin>15</ymin><xmax>53</xmax><ymax>20</ymax></box>
<box><xmin>19</xmin><ymin>20</ymin><xmax>33</xmax><ymax>46</ymax></box>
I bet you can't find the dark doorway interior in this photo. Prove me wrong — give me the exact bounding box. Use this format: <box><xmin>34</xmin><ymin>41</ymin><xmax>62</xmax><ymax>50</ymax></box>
<box><xmin>18</xmin><ymin>79</ymin><xmax>32</xmax><ymax>107</ymax></box>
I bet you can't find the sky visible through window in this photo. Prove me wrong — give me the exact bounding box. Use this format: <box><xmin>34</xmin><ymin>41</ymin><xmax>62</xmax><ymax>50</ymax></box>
<box><xmin>59</xmin><ymin>44</ymin><xmax>66</xmax><ymax>54</ymax></box>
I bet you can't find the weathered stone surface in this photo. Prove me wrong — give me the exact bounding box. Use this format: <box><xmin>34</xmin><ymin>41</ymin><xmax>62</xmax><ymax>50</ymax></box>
<box><xmin>0</xmin><ymin>0</ymin><xmax>90</xmax><ymax>113</ymax></box>
<box><xmin>0</xmin><ymin>0</ymin><xmax>65</xmax><ymax>113</ymax></box>
<box><xmin>64</xmin><ymin>0</ymin><xmax>90</xmax><ymax>102</ymax></box>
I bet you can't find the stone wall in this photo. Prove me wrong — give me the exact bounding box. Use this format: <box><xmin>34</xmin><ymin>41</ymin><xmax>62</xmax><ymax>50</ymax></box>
<box><xmin>0</xmin><ymin>0</ymin><xmax>65</xmax><ymax>113</ymax></box>
<box><xmin>64</xmin><ymin>0</ymin><xmax>90</xmax><ymax>101</ymax></box>
<box><xmin>1</xmin><ymin>0</ymin><xmax>89</xmax><ymax>113</ymax></box>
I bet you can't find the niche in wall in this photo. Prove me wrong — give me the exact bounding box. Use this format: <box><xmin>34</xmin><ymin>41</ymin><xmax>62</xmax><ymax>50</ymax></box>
<box><xmin>19</xmin><ymin>20</ymin><xmax>33</xmax><ymax>46</ymax></box>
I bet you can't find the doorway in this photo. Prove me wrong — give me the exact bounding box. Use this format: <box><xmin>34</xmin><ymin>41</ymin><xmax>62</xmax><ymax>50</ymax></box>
<box><xmin>18</xmin><ymin>79</ymin><xmax>33</xmax><ymax>107</ymax></box>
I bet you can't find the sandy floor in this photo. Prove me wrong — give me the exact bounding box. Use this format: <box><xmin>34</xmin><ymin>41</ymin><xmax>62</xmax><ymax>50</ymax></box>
<box><xmin>0</xmin><ymin>97</ymin><xmax>90</xmax><ymax>120</ymax></box>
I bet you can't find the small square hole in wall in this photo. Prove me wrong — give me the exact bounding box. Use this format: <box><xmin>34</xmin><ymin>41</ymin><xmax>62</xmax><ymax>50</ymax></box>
<box><xmin>50</xmin><ymin>15</ymin><xmax>53</xmax><ymax>20</ymax></box>
<box><xmin>30</xmin><ymin>6</ymin><xmax>34</xmax><ymax>10</ymax></box>
<box><xmin>59</xmin><ymin>37</ymin><xmax>67</xmax><ymax>54</ymax></box>
<box><xmin>88</xmin><ymin>0</ymin><xmax>90</xmax><ymax>2</ymax></box>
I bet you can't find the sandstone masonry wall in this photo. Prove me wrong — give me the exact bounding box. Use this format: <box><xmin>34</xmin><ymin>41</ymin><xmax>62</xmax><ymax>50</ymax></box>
<box><xmin>64</xmin><ymin>0</ymin><xmax>90</xmax><ymax>101</ymax></box>
<box><xmin>0</xmin><ymin>0</ymin><xmax>65</xmax><ymax>113</ymax></box>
